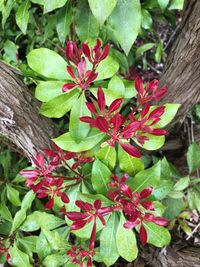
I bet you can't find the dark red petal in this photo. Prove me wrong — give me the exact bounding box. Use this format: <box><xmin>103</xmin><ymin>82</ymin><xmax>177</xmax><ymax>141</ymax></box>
<box><xmin>65</xmin><ymin>212</ymin><xmax>89</xmax><ymax>221</ymax></box>
<box><xmin>82</xmin><ymin>43</ymin><xmax>91</xmax><ymax>59</ymax></box>
<box><xmin>108</xmin><ymin>99</ymin><xmax>123</xmax><ymax>114</ymax></box>
<box><xmin>148</xmin><ymin>106</ymin><xmax>165</xmax><ymax>120</ymax></box>
<box><xmin>66</xmin><ymin>41</ymin><xmax>75</xmax><ymax>60</ymax></box>
<box><xmin>96</xmin><ymin>116</ymin><xmax>110</xmax><ymax>133</ymax></box>
<box><xmin>152</xmin><ymin>216</ymin><xmax>169</xmax><ymax>226</ymax></box>
<box><xmin>123</xmin><ymin>121</ymin><xmax>141</xmax><ymax>138</ymax></box>
<box><xmin>140</xmin><ymin>224</ymin><xmax>147</xmax><ymax>245</ymax></box>
<box><xmin>67</xmin><ymin>65</ymin><xmax>76</xmax><ymax>79</ymax></box>
<box><xmin>150</xmin><ymin>128</ymin><xmax>168</xmax><ymax>136</ymax></box>
<box><xmin>75</xmin><ymin>200</ymin><xmax>93</xmax><ymax>211</ymax></box>
<box><xmin>45</xmin><ymin>198</ymin><xmax>54</xmax><ymax>210</ymax></box>
<box><xmin>141</xmin><ymin>200</ymin><xmax>154</xmax><ymax>211</ymax></box>
<box><xmin>86</xmin><ymin>102</ymin><xmax>97</xmax><ymax>114</ymax></box>
<box><xmin>135</xmin><ymin>76</ymin><xmax>144</xmax><ymax>94</ymax></box>
<box><xmin>120</xmin><ymin>143</ymin><xmax>141</xmax><ymax>158</ymax></box>
<box><xmin>148</xmin><ymin>79</ymin><xmax>158</xmax><ymax>91</ymax></box>
<box><xmin>80</xmin><ymin>116</ymin><xmax>95</xmax><ymax>124</ymax></box>
<box><xmin>62</xmin><ymin>83</ymin><xmax>76</xmax><ymax>92</ymax></box>
<box><xmin>94</xmin><ymin>199</ymin><xmax>101</xmax><ymax>210</ymax></box>
<box><xmin>100</xmin><ymin>44</ymin><xmax>109</xmax><ymax>60</ymax></box>
<box><xmin>111</xmin><ymin>113</ymin><xmax>123</xmax><ymax>132</ymax></box>
<box><xmin>35</xmin><ymin>153</ymin><xmax>45</xmax><ymax>168</ymax></box>
<box><xmin>121</xmin><ymin>184</ymin><xmax>133</xmax><ymax>199</ymax></box>
<box><xmin>60</xmin><ymin>192</ymin><xmax>70</xmax><ymax>203</ymax></box>
<box><xmin>97</xmin><ymin>87</ymin><xmax>106</xmax><ymax>113</ymax></box>
<box><xmin>89</xmin><ymin>221</ymin><xmax>96</xmax><ymax>249</ymax></box>
<box><xmin>141</xmin><ymin>103</ymin><xmax>150</xmax><ymax>118</ymax></box>
<box><xmin>152</xmin><ymin>87</ymin><xmax>168</xmax><ymax>100</ymax></box>
<box><xmin>87</xmin><ymin>258</ymin><xmax>92</xmax><ymax>267</ymax></box>
<box><xmin>71</xmin><ymin>220</ymin><xmax>88</xmax><ymax>230</ymax></box>
<box><xmin>140</xmin><ymin>187</ymin><xmax>153</xmax><ymax>199</ymax></box>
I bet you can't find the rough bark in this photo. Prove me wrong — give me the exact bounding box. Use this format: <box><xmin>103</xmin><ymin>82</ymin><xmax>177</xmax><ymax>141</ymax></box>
<box><xmin>159</xmin><ymin>0</ymin><xmax>200</xmax><ymax>126</ymax></box>
<box><xmin>0</xmin><ymin>61</ymin><xmax>58</xmax><ymax>159</ymax></box>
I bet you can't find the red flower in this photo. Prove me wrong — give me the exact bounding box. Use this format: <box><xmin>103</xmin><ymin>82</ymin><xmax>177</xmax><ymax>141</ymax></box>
<box><xmin>65</xmin><ymin>41</ymin><xmax>82</xmax><ymax>66</ymax></box>
<box><xmin>65</xmin><ymin>200</ymin><xmax>112</xmax><ymax>249</ymax></box>
<box><xmin>67</xmin><ymin>246</ymin><xmax>95</xmax><ymax>267</ymax></box>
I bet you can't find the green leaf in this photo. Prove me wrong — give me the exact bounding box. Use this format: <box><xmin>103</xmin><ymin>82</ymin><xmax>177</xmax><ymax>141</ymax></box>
<box><xmin>3</xmin><ymin>40</ymin><xmax>18</xmax><ymax>63</ymax></box>
<box><xmin>141</xmin><ymin>9</ymin><xmax>152</xmax><ymax>29</ymax></box>
<box><xmin>35</xmin><ymin>81</ymin><xmax>63</xmax><ymax>102</ymax></box>
<box><xmin>6</xmin><ymin>185</ymin><xmax>21</xmax><ymax>206</ymax></box>
<box><xmin>107</xmin><ymin>0</ymin><xmax>141</xmax><ymax>55</ymax></box>
<box><xmin>56</xmin><ymin>2</ymin><xmax>72</xmax><ymax>44</ymax></box>
<box><xmin>118</xmin><ymin>146</ymin><xmax>144</xmax><ymax>176</ymax></box>
<box><xmin>78</xmin><ymin>193</ymin><xmax>112</xmax><ymax>207</ymax></box>
<box><xmin>96</xmin><ymin>146</ymin><xmax>116</xmax><ymax>169</ymax></box>
<box><xmin>100</xmin><ymin>212</ymin><xmax>119</xmax><ymax>266</ymax></box>
<box><xmin>41</xmin><ymin>227</ymin><xmax>66</xmax><ymax>250</ymax></box>
<box><xmin>16</xmin><ymin>0</ymin><xmax>31</xmax><ymax>34</ymax></box>
<box><xmin>0</xmin><ymin>202</ymin><xmax>12</xmax><ymax>222</ymax></box>
<box><xmin>173</xmin><ymin>176</ymin><xmax>190</xmax><ymax>191</ymax></box>
<box><xmin>105</xmin><ymin>75</ymin><xmax>125</xmax><ymax>105</ymax></box>
<box><xmin>92</xmin><ymin>159</ymin><xmax>111</xmax><ymax>195</ymax></box>
<box><xmin>88</xmin><ymin>0</ymin><xmax>116</xmax><ymax>25</ymax></box>
<box><xmin>109</xmin><ymin>48</ymin><xmax>129</xmax><ymax>72</ymax></box>
<box><xmin>30</xmin><ymin>0</ymin><xmax>44</xmax><ymax>3</ymax></box>
<box><xmin>21</xmin><ymin>190</ymin><xmax>35</xmax><ymax>210</ymax></box>
<box><xmin>152</xmin><ymin>179</ymin><xmax>174</xmax><ymax>200</ymax></box>
<box><xmin>36</xmin><ymin>232</ymin><xmax>52</xmax><ymax>260</ymax></box>
<box><xmin>158</xmin><ymin>0</ymin><xmax>169</xmax><ymax>10</ymax></box>
<box><xmin>20</xmin><ymin>211</ymin><xmax>65</xmax><ymax>232</ymax></box>
<box><xmin>169</xmin><ymin>0</ymin><xmax>184</xmax><ymax>10</ymax></box>
<box><xmin>95</xmin><ymin>56</ymin><xmax>119</xmax><ymax>81</ymax></box>
<box><xmin>154</xmin><ymin>104</ymin><xmax>180</xmax><ymax>128</ymax></box>
<box><xmin>9</xmin><ymin>243</ymin><xmax>32</xmax><ymax>267</ymax></box>
<box><xmin>43</xmin><ymin>0</ymin><xmax>68</xmax><ymax>13</ymax></box>
<box><xmin>187</xmin><ymin>142</ymin><xmax>200</xmax><ymax>173</ymax></box>
<box><xmin>27</xmin><ymin>48</ymin><xmax>71</xmax><ymax>80</ymax></box>
<box><xmin>163</xmin><ymin>197</ymin><xmax>184</xmax><ymax>220</ymax></box>
<box><xmin>69</xmin><ymin>94</ymin><xmax>90</xmax><ymax>143</ymax></box>
<box><xmin>1</xmin><ymin>0</ymin><xmax>15</xmax><ymax>29</ymax></box>
<box><xmin>188</xmin><ymin>188</ymin><xmax>200</xmax><ymax>213</ymax></box>
<box><xmin>136</xmin><ymin>43</ymin><xmax>155</xmax><ymax>58</ymax></box>
<box><xmin>155</xmin><ymin>41</ymin><xmax>163</xmax><ymax>63</ymax></box>
<box><xmin>40</xmin><ymin>89</ymin><xmax>79</xmax><ymax>118</ymax></box>
<box><xmin>134</xmin><ymin>134</ymin><xmax>165</xmax><ymax>150</ymax></box>
<box><xmin>43</xmin><ymin>254</ymin><xmax>67</xmax><ymax>267</ymax></box>
<box><xmin>18</xmin><ymin>236</ymin><xmax>38</xmax><ymax>253</ymax></box>
<box><xmin>116</xmin><ymin>212</ymin><xmax>138</xmax><ymax>262</ymax></box>
<box><xmin>11</xmin><ymin>208</ymin><xmax>27</xmax><ymax>234</ymax></box>
<box><xmin>143</xmin><ymin>222</ymin><xmax>171</xmax><ymax>247</ymax></box>
<box><xmin>75</xmin><ymin>0</ymin><xmax>99</xmax><ymax>42</ymax></box>
<box><xmin>53</xmin><ymin>129</ymin><xmax>105</xmax><ymax>152</ymax></box>
<box><xmin>128</xmin><ymin>161</ymin><xmax>161</xmax><ymax>192</ymax></box>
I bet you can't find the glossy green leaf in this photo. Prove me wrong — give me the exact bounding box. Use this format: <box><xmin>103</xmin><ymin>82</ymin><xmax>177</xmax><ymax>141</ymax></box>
<box><xmin>95</xmin><ymin>56</ymin><xmax>119</xmax><ymax>81</ymax></box>
<box><xmin>6</xmin><ymin>184</ymin><xmax>21</xmax><ymax>206</ymax></box>
<box><xmin>11</xmin><ymin>208</ymin><xmax>27</xmax><ymax>234</ymax></box>
<box><xmin>100</xmin><ymin>212</ymin><xmax>119</xmax><ymax>266</ymax></box>
<box><xmin>75</xmin><ymin>0</ymin><xmax>99</xmax><ymax>42</ymax></box>
<box><xmin>56</xmin><ymin>2</ymin><xmax>72</xmax><ymax>44</ymax></box>
<box><xmin>0</xmin><ymin>202</ymin><xmax>12</xmax><ymax>222</ymax></box>
<box><xmin>43</xmin><ymin>254</ymin><xmax>67</xmax><ymax>267</ymax></box>
<box><xmin>30</xmin><ymin>0</ymin><xmax>44</xmax><ymax>3</ymax></box>
<box><xmin>158</xmin><ymin>0</ymin><xmax>169</xmax><ymax>10</ymax></box>
<box><xmin>116</xmin><ymin>212</ymin><xmax>138</xmax><ymax>262</ymax></box>
<box><xmin>173</xmin><ymin>176</ymin><xmax>190</xmax><ymax>191</ymax></box>
<box><xmin>96</xmin><ymin>146</ymin><xmax>116</xmax><ymax>169</ymax></box>
<box><xmin>35</xmin><ymin>81</ymin><xmax>63</xmax><ymax>102</ymax></box>
<box><xmin>143</xmin><ymin>222</ymin><xmax>171</xmax><ymax>247</ymax></box>
<box><xmin>109</xmin><ymin>48</ymin><xmax>129</xmax><ymax>72</ymax></box>
<box><xmin>69</xmin><ymin>94</ymin><xmax>90</xmax><ymax>143</ymax></box>
<box><xmin>36</xmin><ymin>232</ymin><xmax>52</xmax><ymax>260</ymax></box>
<box><xmin>105</xmin><ymin>75</ymin><xmax>125</xmax><ymax>105</ymax></box>
<box><xmin>118</xmin><ymin>146</ymin><xmax>144</xmax><ymax>176</ymax></box>
<box><xmin>154</xmin><ymin>104</ymin><xmax>180</xmax><ymax>128</ymax></box>
<box><xmin>53</xmin><ymin>129</ymin><xmax>105</xmax><ymax>152</ymax></box>
<box><xmin>128</xmin><ymin>161</ymin><xmax>161</xmax><ymax>192</ymax></box>
<box><xmin>134</xmin><ymin>134</ymin><xmax>165</xmax><ymax>150</ymax></box>
<box><xmin>88</xmin><ymin>0</ymin><xmax>116</xmax><ymax>25</ymax></box>
<box><xmin>141</xmin><ymin>9</ymin><xmax>152</xmax><ymax>29</ymax></box>
<box><xmin>1</xmin><ymin>0</ymin><xmax>15</xmax><ymax>29</ymax></box>
<box><xmin>107</xmin><ymin>0</ymin><xmax>141</xmax><ymax>55</ymax></box>
<box><xmin>3</xmin><ymin>40</ymin><xmax>18</xmax><ymax>63</ymax></box>
<box><xmin>21</xmin><ymin>190</ymin><xmax>35</xmax><ymax>210</ymax></box>
<box><xmin>18</xmin><ymin>236</ymin><xmax>38</xmax><ymax>253</ymax></box>
<box><xmin>78</xmin><ymin>193</ymin><xmax>112</xmax><ymax>207</ymax></box>
<box><xmin>92</xmin><ymin>159</ymin><xmax>111</xmax><ymax>195</ymax></box>
<box><xmin>169</xmin><ymin>0</ymin><xmax>184</xmax><ymax>10</ymax></box>
<box><xmin>27</xmin><ymin>48</ymin><xmax>71</xmax><ymax>80</ymax></box>
<box><xmin>155</xmin><ymin>41</ymin><xmax>163</xmax><ymax>63</ymax></box>
<box><xmin>152</xmin><ymin>179</ymin><xmax>174</xmax><ymax>200</ymax></box>
<box><xmin>20</xmin><ymin>211</ymin><xmax>65</xmax><ymax>232</ymax></box>
<box><xmin>9</xmin><ymin>243</ymin><xmax>32</xmax><ymax>267</ymax></box>
<box><xmin>187</xmin><ymin>142</ymin><xmax>200</xmax><ymax>173</ymax></box>
<box><xmin>16</xmin><ymin>0</ymin><xmax>31</xmax><ymax>34</ymax></box>
<box><xmin>163</xmin><ymin>197</ymin><xmax>184</xmax><ymax>220</ymax></box>
<box><xmin>136</xmin><ymin>43</ymin><xmax>155</xmax><ymax>58</ymax></box>
<box><xmin>41</xmin><ymin>227</ymin><xmax>66</xmax><ymax>250</ymax></box>
<box><xmin>43</xmin><ymin>0</ymin><xmax>68</xmax><ymax>13</ymax></box>
<box><xmin>39</xmin><ymin>89</ymin><xmax>79</xmax><ymax>118</ymax></box>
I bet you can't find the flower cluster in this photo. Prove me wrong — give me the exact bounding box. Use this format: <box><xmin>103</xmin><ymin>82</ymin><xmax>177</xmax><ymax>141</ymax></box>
<box><xmin>80</xmin><ymin>85</ymin><xmax>168</xmax><ymax>157</ymax></box>
<box><xmin>108</xmin><ymin>174</ymin><xmax>168</xmax><ymax>245</ymax></box>
<box><xmin>67</xmin><ymin>245</ymin><xmax>95</xmax><ymax>267</ymax></box>
<box><xmin>62</xmin><ymin>40</ymin><xmax>109</xmax><ymax>92</ymax></box>
<box><xmin>0</xmin><ymin>241</ymin><xmax>10</xmax><ymax>262</ymax></box>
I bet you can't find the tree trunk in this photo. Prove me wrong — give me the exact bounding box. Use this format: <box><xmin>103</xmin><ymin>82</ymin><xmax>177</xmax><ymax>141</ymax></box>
<box><xmin>159</xmin><ymin>0</ymin><xmax>200</xmax><ymax>126</ymax></box>
<box><xmin>0</xmin><ymin>61</ymin><xmax>58</xmax><ymax>159</ymax></box>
